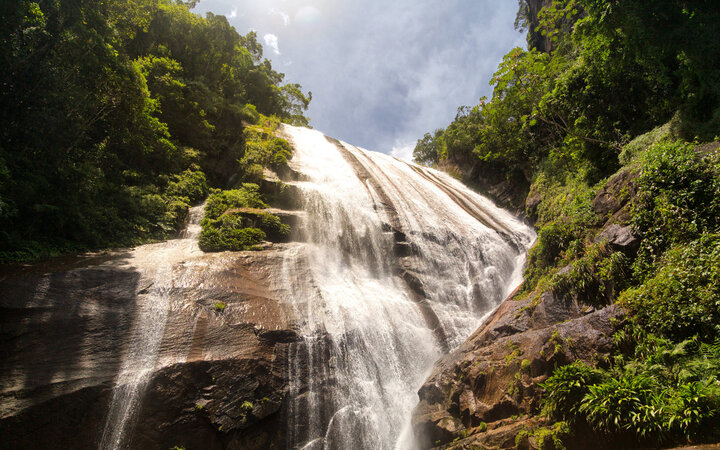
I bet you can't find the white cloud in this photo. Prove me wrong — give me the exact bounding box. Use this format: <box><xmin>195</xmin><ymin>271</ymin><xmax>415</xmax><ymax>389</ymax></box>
<box><xmin>270</xmin><ymin>8</ymin><xmax>290</xmax><ymax>26</ymax></box>
<box><xmin>263</xmin><ymin>33</ymin><xmax>281</xmax><ymax>55</ymax></box>
<box><xmin>390</xmin><ymin>142</ymin><xmax>415</xmax><ymax>162</ymax></box>
<box><xmin>295</xmin><ymin>6</ymin><xmax>321</xmax><ymax>25</ymax></box>
<box><xmin>193</xmin><ymin>0</ymin><xmax>523</xmax><ymax>154</ymax></box>
<box><xmin>228</xmin><ymin>8</ymin><xmax>237</xmax><ymax>19</ymax></box>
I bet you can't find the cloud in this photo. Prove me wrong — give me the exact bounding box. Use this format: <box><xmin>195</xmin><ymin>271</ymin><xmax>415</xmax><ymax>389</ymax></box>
<box><xmin>193</xmin><ymin>1</ymin><xmax>525</xmax><ymax>154</ymax></box>
<box><xmin>295</xmin><ymin>6</ymin><xmax>321</xmax><ymax>25</ymax></box>
<box><xmin>263</xmin><ymin>33</ymin><xmax>281</xmax><ymax>55</ymax></box>
<box><xmin>270</xmin><ymin>8</ymin><xmax>290</xmax><ymax>26</ymax></box>
<box><xmin>390</xmin><ymin>142</ymin><xmax>415</xmax><ymax>162</ymax></box>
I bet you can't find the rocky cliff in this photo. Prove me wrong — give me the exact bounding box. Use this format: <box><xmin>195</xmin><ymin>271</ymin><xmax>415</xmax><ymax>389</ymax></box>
<box><xmin>0</xmin><ymin>244</ymin><xmax>305</xmax><ymax>449</ymax></box>
<box><xmin>0</xmin><ymin>125</ymin><xmax>536</xmax><ymax>449</ymax></box>
<box><xmin>412</xmin><ymin>167</ymin><xmax>642</xmax><ymax>449</ymax></box>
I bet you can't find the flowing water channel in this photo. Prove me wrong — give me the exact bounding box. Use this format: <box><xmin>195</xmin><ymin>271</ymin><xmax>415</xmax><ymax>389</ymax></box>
<box><xmin>99</xmin><ymin>204</ymin><xmax>205</xmax><ymax>450</ymax></box>
<box><xmin>97</xmin><ymin>125</ymin><xmax>534</xmax><ymax>450</ymax></box>
<box><xmin>278</xmin><ymin>125</ymin><xmax>535</xmax><ymax>449</ymax></box>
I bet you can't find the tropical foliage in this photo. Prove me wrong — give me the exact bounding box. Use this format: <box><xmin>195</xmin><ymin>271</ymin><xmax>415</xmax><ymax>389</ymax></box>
<box><xmin>418</xmin><ymin>0</ymin><xmax>720</xmax><ymax>446</ymax></box>
<box><xmin>0</xmin><ymin>0</ymin><xmax>309</xmax><ymax>262</ymax></box>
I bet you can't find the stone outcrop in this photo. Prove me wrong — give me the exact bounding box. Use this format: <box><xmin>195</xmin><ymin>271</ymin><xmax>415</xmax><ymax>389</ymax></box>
<box><xmin>412</xmin><ymin>148</ymin><xmax>645</xmax><ymax>450</ymax></box>
<box><xmin>412</xmin><ymin>286</ymin><xmax>623</xmax><ymax>449</ymax></box>
<box><xmin>440</xmin><ymin>157</ymin><xmax>530</xmax><ymax>220</ymax></box>
<box><xmin>0</xmin><ymin>244</ymin><xmax>306</xmax><ymax>449</ymax></box>
<box><xmin>591</xmin><ymin>167</ymin><xmax>638</xmax><ymax>226</ymax></box>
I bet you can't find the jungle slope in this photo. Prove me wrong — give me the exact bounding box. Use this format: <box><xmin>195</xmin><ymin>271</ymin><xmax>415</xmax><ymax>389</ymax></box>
<box><xmin>0</xmin><ymin>0</ymin><xmax>310</xmax><ymax>263</ymax></box>
<box><xmin>412</xmin><ymin>1</ymin><xmax>720</xmax><ymax>448</ymax></box>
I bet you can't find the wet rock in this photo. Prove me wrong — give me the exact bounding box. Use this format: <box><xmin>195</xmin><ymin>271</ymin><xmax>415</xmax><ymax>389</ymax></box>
<box><xmin>394</xmin><ymin>241</ymin><xmax>414</xmax><ymax>257</ymax></box>
<box><xmin>412</xmin><ymin>286</ymin><xmax>624</xmax><ymax>449</ymax></box>
<box><xmin>260</xmin><ymin>174</ymin><xmax>304</xmax><ymax>210</ymax></box>
<box><xmin>0</xmin><ymin>244</ymin><xmax>307</xmax><ymax>449</ymax></box>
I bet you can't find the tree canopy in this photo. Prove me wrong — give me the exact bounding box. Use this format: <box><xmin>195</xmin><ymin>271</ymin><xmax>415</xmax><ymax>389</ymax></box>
<box><xmin>0</xmin><ymin>0</ymin><xmax>310</xmax><ymax>261</ymax></box>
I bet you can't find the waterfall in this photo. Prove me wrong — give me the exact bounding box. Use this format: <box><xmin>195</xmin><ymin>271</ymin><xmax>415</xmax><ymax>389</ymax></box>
<box><xmin>278</xmin><ymin>125</ymin><xmax>535</xmax><ymax>449</ymax></box>
<box><xmin>99</xmin><ymin>203</ymin><xmax>205</xmax><ymax>450</ymax></box>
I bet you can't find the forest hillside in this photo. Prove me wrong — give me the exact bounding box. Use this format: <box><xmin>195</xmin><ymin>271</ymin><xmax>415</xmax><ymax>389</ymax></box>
<box><xmin>412</xmin><ymin>0</ymin><xmax>720</xmax><ymax>447</ymax></box>
<box><xmin>0</xmin><ymin>0</ymin><xmax>310</xmax><ymax>262</ymax></box>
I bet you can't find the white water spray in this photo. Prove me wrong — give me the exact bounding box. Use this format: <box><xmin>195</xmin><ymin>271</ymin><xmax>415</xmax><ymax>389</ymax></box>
<box><xmin>99</xmin><ymin>203</ymin><xmax>205</xmax><ymax>450</ymax></box>
<box><xmin>278</xmin><ymin>125</ymin><xmax>535</xmax><ymax>449</ymax></box>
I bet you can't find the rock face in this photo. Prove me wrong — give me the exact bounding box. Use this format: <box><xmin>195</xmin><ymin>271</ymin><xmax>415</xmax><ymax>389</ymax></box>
<box><xmin>412</xmin><ymin>287</ymin><xmax>623</xmax><ymax>449</ymax></box>
<box><xmin>441</xmin><ymin>156</ymin><xmax>531</xmax><ymax>219</ymax></box>
<box><xmin>591</xmin><ymin>167</ymin><xmax>638</xmax><ymax>226</ymax></box>
<box><xmin>411</xmin><ymin>155</ymin><xmax>643</xmax><ymax>450</ymax></box>
<box><xmin>0</xmin><ymin>243</ymin><xmax>306</xmax><ymax>449</ymax></box>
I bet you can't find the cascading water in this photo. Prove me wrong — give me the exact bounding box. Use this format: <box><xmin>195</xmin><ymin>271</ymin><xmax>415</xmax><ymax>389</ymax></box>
<box><xmin>99</xmin><ymin>203</ymin><xmax>205</xmax><ymax>450</ymax></box>
<box><xmin>94</xmin><ymin>124</ymin><xmax>533</xmax><ymax>450</ymax></box>
<box><xmin>277</xmin><ymin>125</ymin><xmax>535</xmax><ymax>449</ymax></box>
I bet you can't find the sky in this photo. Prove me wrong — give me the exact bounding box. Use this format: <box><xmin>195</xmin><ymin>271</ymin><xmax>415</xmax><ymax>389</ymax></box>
<box><xmin>193</xmin><ymin>0</ymin><xmax>526</xmax><ymax>160</ymax></box>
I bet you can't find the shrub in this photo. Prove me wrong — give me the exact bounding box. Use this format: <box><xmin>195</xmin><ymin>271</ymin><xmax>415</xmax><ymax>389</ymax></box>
<box><xmin>199</xmin><ymin>183</ymin><xmax>290</xmax><ymax>252</ymax></box>
<box><xmin>631</xmin><ymin>140</ymin><xmax>720</xmax><ymax>278</ymax></box>
<box><xmin>165</xmin><ymin>169</ymin><xmax>209</xmax><ymax>203</ymax></box>
<box><xmin>213</xmin><ymin>302</ymin><xmax>226</xmax><ymax>312</ymax></box>
<box><xmin>549</xmin><ymin>243</ymin><xmax>629</xmax><ymax>306</ymax></box>
<box><xmin>259</xmin><ymin>212</ymin><xmax>291</xmax><ymax>240</ymax></box>
<box><xmin>240</xmin><ymin>104</ymin><xmax>260</xmax><ymax>124</ymax></box>
<box><xmin>619</xmin><ymin>235</ymin><xmax>720</xmax><ymax>341</ymax></box>
<box><xmin>239</xmin><ymin>114</ymin><xmax>293</xmax><ymax>180</ymax></box>
<box><xmin>580</xmin><ymin>373</ymin><xmax>657</xmax><ymax>434</ymax></box>
<box><xmin>534</xmin><ymin>421</ymin><xmax>570</xmax><ymax>450</ymax></box>
<box><xmin>541</xmin><ymin>361</ymin><xmax>605</xmax><ymax>423</ymax></box>
<box><xmin>618</xmin><ymin>115</ymin><xmax>681</xmax><ymax>165</ymax></box>
<box><xmin>199</xmin><ymin>225</ymin><xmax>265</xmax><ymax>252</ymax></box>
<box><xmin>664</xmin><ymin>380</ymin><xmax>719</xmax><ymax>439</ymax></box>
<box><xmin>524</xmin><ymin>222</ymin><xmax>580</xmax><ymax>288</ymax></box>
<box><xmin>204</xmin><ymin>185</ymin><xmax>266</xmax><ymax>220</ymax></box>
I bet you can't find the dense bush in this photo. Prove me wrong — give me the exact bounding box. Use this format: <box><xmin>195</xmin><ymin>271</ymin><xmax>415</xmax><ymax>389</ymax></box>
<box><xmin>523</xmin><ymin>222</ymin><xmax>580</xmax><ymax>289</ymax></box>
<box><xmin>549</xmin><ymin>243</ymin><xmax>629</xmax><ymax>306</ymax></box>
<box><xmin>165</xmin><ymin>169</ymin><xmax>209</xmax><ymax>204</ymax></box>
<box><xmin>239</xmin><ymin>115</ymin><xmax>294</xmax><ymax>182</ymax></box>
<box><xmin>542</xmin><ymin>335</ymin><xmax>720</xmax><ymax>445</ymax></box>
<box><xmin>199</xmin><ymin>223</ymin><xmax>265</xmax><ymax>252</ymax></box>
<box><xmin>631</xmin><ymin>141</ymin><xmax>720</xmax><ymax>277</ymax></box>
<box><xmin>541</xmin><ymin>361</ymin><xmax>605</xmax><ymax>423</ymax></box>
<box><xmin>620</xmin><ymin>235</ymin><xmax>720</xmax><ymax>341</ymax></box>
<box><xmin>204</xmin><ymin>185</ymin><xmax>267</xmax><ymax>220</ymax></box>
<box><xmin>199</xmin><ymin>185</ymin><xmax>289</xmax><ymax>252</ymax></box>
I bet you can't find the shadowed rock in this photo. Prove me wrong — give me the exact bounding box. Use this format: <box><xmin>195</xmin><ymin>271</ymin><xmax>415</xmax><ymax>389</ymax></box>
<box><xmin>0</xmin><ymin>244</ymin><xmax>307</xmax><ymax>449</ymax></box>
<box><xmin>412</xmin><ymin>287</ymin><xmax>623</xmax><ymax>449</ymax></box>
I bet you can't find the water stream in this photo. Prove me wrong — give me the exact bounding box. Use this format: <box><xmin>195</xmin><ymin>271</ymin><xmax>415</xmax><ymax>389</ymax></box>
<box><xmin>97</xmin><ymin>124</ymin><xmax>534</xmax><ymax>449</ymax></box>
<box><xmin>278</xmin><ymin>125</ymin><xmax>535</xmax><ymax>449</ymax></box>
<box><xmin>99</xmin><ymin>203</ymin><xmax>205</xmax><ymax>450</ymax></box>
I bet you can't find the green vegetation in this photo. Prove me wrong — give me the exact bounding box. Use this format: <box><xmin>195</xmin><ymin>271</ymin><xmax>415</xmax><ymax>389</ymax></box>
<box><xmin>213</xmin><ymin>301</ymin><xmax>226</xmax><ymax>312</ymax></box>
<box><xmin>0</xmin><ymin>0</ymin><xmax>309</xmax><ymax>262</ymax></box>
<box><xmin>541</xmin><ymin>337</ymin><xmax>720</xmax><ymax>445</ymax></box>
<box><xmin>241</xmin><ymin>400</ymin><xmax>253</xmax><ymax>411</ymax></box>
<box><xmin>199</xmin><ymin>183</ymin><xmax>290</xmax><ymax>252</ymax></box>
<box><xmin>416</xmin><ymin>0</ymin><xmax>720</xmax><ymax>446</ymax></box>
<box><xmin>239</xmin><ymin>115</ymin><xmax>294</xmax><ymax>183</ymax></box>
<box><xmin>197</xmin><ymin>117</ymin><xmax>293</xmax><ymax>252</ymax></box>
